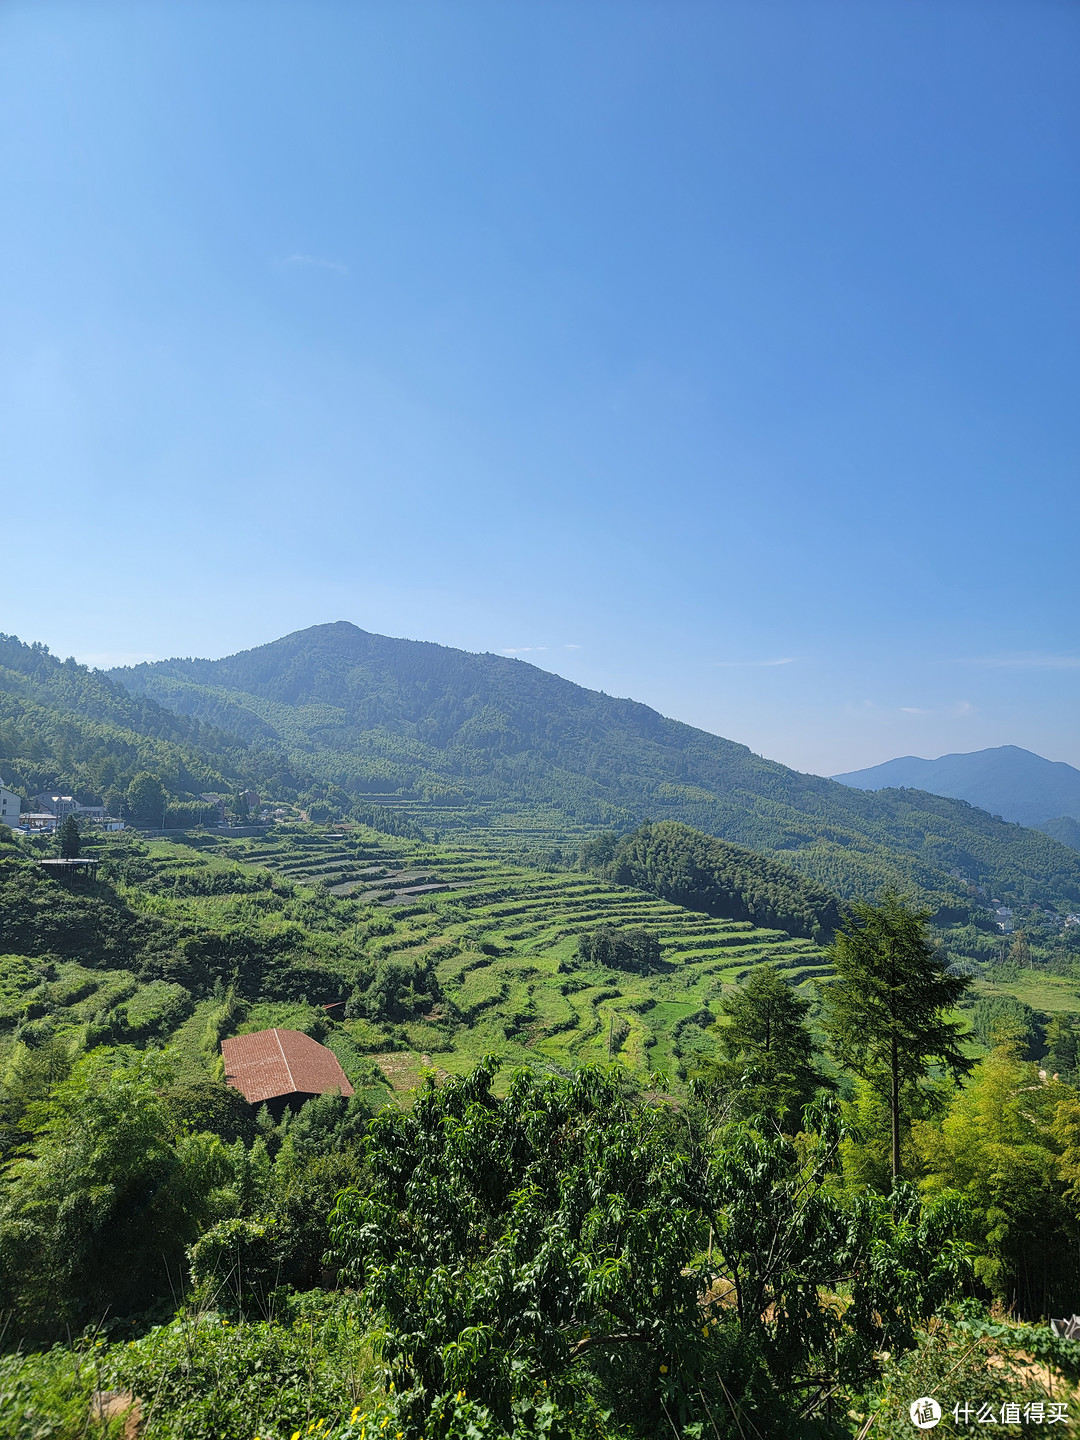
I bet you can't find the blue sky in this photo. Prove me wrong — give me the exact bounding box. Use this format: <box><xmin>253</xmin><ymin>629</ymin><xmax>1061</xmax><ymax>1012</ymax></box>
<box><xmin>2</xmin><ymin>0</ymin><xmax>1078</xmax><ymax>775</ymax></box>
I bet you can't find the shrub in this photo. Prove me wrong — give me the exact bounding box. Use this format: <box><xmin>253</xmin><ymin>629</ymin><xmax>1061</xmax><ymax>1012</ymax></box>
<box><xmin>0</xmin><ymin>1048</ymin><xmax>230</xmax><ymax>1339</ymax></box>
<box><xmin>577</xmin><ymin>925</ymin><xmax>662</xmax><ymax>974</ymax></box>
<box><xmin>110</xmin><ymin>1296</ymin><xmax>379</xmax><ymax>1440</ymax></box>
<box><xmin>0</xmin><ymin>1339</ymin><xmax>129</xmax><ymax>1440</ymax></box>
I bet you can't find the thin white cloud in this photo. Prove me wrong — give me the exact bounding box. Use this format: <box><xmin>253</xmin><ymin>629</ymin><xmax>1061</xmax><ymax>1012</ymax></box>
<box><xmin>501</xmin><ymin>646</ymin><xmax>548</xmax><ymax>655</ymax></box>
<box><xmin>961</xmin><ymin>651</ymin><xmax>1080</xmax><ymax>670</ymax></box>
<box><xmin>282</xmin><ymin>254</ymin><xmax>348</xmax><ymax>275</ymax></box>
<box><xmin>564</xmin><ymin>643</ymin><xmax>582</xmax><ymax>650</ymax></box>
<box><xmin>711</xmin><ymin>657</ymin><xmax>796</xmax><ymax>668</ymax></box>
<box><xmin>852</xmin><ymin>699</ymin><xmax>974</xmax><ymax>718</ymax></box>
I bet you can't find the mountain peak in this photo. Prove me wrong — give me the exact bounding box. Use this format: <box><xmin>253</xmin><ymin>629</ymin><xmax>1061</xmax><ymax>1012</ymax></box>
<box><xmin>834</xmin><ymin>745</ymin><xmax>1080</xmax><ymax>828</ymax></box>
<box><xmin>104</xmin><ymin>622</ymin><xmax>1080</xmax><ymax>905</ymax></box>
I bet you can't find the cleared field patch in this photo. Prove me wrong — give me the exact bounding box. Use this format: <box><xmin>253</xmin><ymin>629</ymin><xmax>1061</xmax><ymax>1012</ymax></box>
<box><xmin>973</xmin><ymin>972</ymin><xmax>1080</xmax><ymax>1015</ymax></box>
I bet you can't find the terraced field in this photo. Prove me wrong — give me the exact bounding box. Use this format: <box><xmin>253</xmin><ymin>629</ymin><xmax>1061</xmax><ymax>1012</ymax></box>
<box><xmin>207</xmin><ymin>824</ymin><xmax>828</xmax><ymax>1087</ymax></box>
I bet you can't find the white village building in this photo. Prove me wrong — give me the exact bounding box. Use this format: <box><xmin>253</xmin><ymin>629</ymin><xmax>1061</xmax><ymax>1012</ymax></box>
<box><xmin>0</xmin><ymin>781</ymin><xmax>21</xmax><ymax>828</ymax></box>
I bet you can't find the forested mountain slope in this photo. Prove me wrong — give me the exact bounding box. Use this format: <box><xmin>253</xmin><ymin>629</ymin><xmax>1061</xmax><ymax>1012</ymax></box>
<box><xmin>112</xmin><ymin>621</ymin><xmax>1080</xmax><ymax>912</ymax></box>
<box><xmin>0</xmin><ymin>633</ymin><xmax>302</xmax><ymax>807</ymax></box>
<box><xmin>589</xmin><ymin>821</ymin><xmax>846</xmax><ymax>943</ymax></box>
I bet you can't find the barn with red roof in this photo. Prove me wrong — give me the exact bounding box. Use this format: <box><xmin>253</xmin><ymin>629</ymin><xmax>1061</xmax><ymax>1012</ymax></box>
<box><xmin>222</xmin><ymin>1027</ymin><xmax>354</xmax><ymax>1118</ymax></box>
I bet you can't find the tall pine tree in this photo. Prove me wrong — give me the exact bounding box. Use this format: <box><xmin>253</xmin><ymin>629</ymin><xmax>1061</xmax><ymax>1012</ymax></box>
<box><xmin>704</xmin><ymin>963</ymin><xmax>826</xmax><ymax>1128</ymax></box>
<box><xmin>820</xmin><ymin>895</ymin><xmax>971</xmax><ymax>1182</ymax></box>
<box><xmin>57</xmin><ymin>815</ymin><xmax>80</xmax><ymax>859</ymax></box>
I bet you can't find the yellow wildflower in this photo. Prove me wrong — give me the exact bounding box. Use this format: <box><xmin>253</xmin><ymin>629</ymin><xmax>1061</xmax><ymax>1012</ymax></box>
<box><xmin>659</xmin><ymin>1364</ymin><xmax>668</xmax><ymax>1374</ymax></box>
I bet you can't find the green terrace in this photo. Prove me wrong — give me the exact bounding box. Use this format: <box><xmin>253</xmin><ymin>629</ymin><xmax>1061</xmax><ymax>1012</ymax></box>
<box><xmin>201</xmin><ymin>824</ymin><xmax>828</xmax><ymax>1087</ymax></box>
<box><xmin>0</xmin><ymin>824</ymin><xmax>829</xmax><ymax>1104</ymax></box>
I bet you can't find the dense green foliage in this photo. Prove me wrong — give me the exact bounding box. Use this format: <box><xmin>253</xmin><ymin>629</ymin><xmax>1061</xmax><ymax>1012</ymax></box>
<box><xmin>327</xmin><ymin>1060</ymin><xmax>969</xmax><ymax>1439</ymax></box>
<box><xmin>595</xmin><ymin>820</ymin><xmax>845</xmax><ymax>940</ymax></box>
<box><xmin>917</xmin><ymin>1045</ymin><xmax>1080</xmax><ymax>1318</ymax></box>
<box><xmin>576</xmin><ymin>924</ymin><xmax>662</xmax><ymax>973</ymax></box>
<box><xmin>1041</xmin><ymin>814</ymin><xmax>1080</xmax><ymax>851</ymax></box>
<box><xmin>0</xmin><ymin>1048</ymin><xmax>227</xmax><ymax>1337</ymax></box>
<box><xmin>111</xmin><ymin>1295</ymin><xmax>376</xmax><ymax>1440</ymax></box>
<box><xmin>698</xmin><ymin>963</ymin><xmax>826</xmax><ymax>1127</ymax></box>
<box><xmin>0</xmin><ymin>632</ymin><xmax>290</xmax><ymax>810</ymax></box>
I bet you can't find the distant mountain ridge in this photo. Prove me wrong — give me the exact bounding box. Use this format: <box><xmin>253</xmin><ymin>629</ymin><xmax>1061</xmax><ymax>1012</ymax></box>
<box><xmin>110</xmin><ymin>622</ymin><xmax>1080</xmax><ymax>912</ymax></box>
<box><xmin>834</xmin><ymin>745</ymin><xmax>1080</xmax><ymax>831</ymax></box>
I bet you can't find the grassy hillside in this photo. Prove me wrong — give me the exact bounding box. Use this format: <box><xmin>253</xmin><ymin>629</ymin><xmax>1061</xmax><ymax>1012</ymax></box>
<box><xmin>111</xmin><ymin>620</ymin><xmax>1080</xmax><ymax>913</ymax></box>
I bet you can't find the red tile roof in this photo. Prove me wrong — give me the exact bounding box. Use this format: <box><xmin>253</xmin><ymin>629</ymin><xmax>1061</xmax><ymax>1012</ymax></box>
<box><xmin>222</xmin><ymin>1028</ymin><xmax>354</xmax><ymax>1106</ymax></box>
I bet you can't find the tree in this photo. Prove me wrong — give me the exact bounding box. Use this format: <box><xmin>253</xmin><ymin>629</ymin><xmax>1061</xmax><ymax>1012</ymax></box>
<box><xmin>125</xmin><ymin>771</ymin><xmax>168</xmax><ymax>827</ymax></box>
<box><xmin>0</xmin><ymin>1034</ymin><xmax>76</xmax><ymax>1160</ymax></box>
<box><xmin>968</xmin><ymin>995</ymin><xmax>1042</xmax><ymax>1057</ymax></box>
<box><xmin>918</xmin><ymin>1044</ymin><xmax>1080</xmax><ymax>1317</ymax></box>
<box><xmin>1010</xmin><ymin>930</ymin><xmax>1032</xmax><ymax>969</ymax></box>
<box><xmin>820</xmin><ymin>895</ymin><xmax>972</xmax><ymax>1183</ymax></box>
<box><xmin>160</xmin><ymin>1079</ymin><xmax>256</xmax><ymax>1146</ymax></box>
<box><xmin>102</xmin><ymin>784</ymin><xmax>125</xmax><ymax>819</ymax></box>
<box><xmin>361</xmin><ymin>958</ymin><xmax>438</xmax><ymax>1021</ymax></box>
<box><xmin>702</xmin><ymin>964</ymin><xmax>826</xmax><ymax>1127</ymax></box>
<box><xmin>56</xmin><ymin>815</ymin><xmax>80</xmax><ymax>859</ymax></box>
<box><xmin>1046</xmin><ymin>1013</ymin><xmax>1080</xmax><ymax>1081</ymax></box>
<box><xmin>0</xmin><ymin>1047</ymin><xmax>229</xmax><ymax>1338</ymax></box>
<box><xmin>578</xmin><ymin>924</ymin><xmax>662</xmax><ymax>973</ymax></box>
<box><xmin>327</xmin><ymin>1059</ymin><xmax>970</xmax><ymax>1439</ymax></box>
